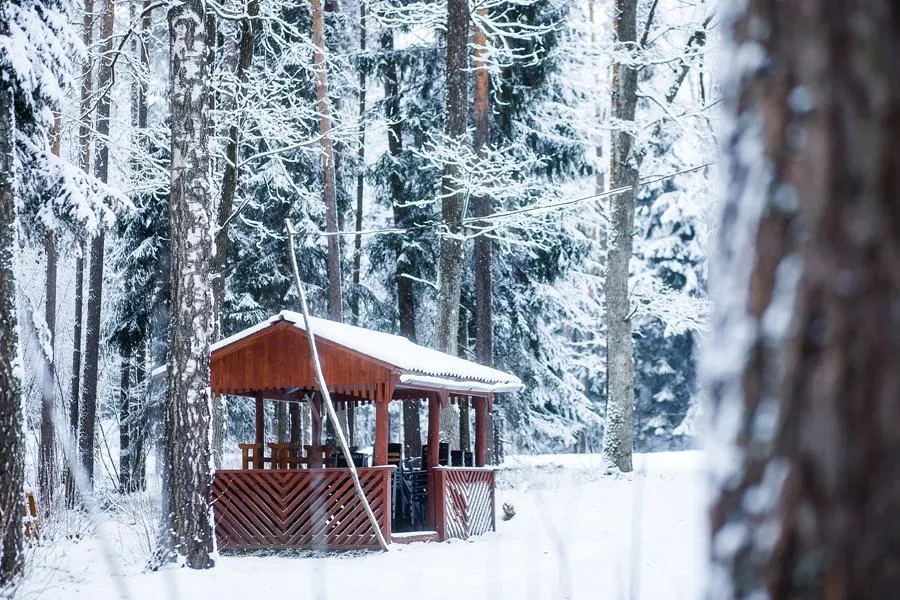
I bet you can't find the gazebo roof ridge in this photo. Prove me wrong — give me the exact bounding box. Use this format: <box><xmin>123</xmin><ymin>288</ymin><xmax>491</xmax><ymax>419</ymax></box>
<box><xmin>210</xmin><ymin>310</ymin><xmax>524</xmax><ymax>393</ymax></box>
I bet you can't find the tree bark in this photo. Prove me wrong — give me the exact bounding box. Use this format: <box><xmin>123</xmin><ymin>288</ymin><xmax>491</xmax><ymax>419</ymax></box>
<box><xmin>40</xmin><ymin>121</ymin><xmax>61</xmax><ymax>509</ymax></box>
<box><xmin>290</xmin><ymin>402</ymin><xmax>301</xmax><ymax>445</ymax></box>
<box><xmin>276</xmin><ymin>401</ymin><xmax>288</xmax><ymax>443</ymax></box>
<box><xmin>80</xmin><ymin>0</ymin><xmax>115</xmax><ymax>487</ymax></box>
<box><xmin>349</xmin><ymin>0</ymin><xmax>366</xmax><ymax>330</ymax></box>
<box><xmin>165</xmin><ymin>0</ymin><xmax>216</xmax><ymax>568</ymax></box>
<box><xmin>349</xmin><ymin>10</ymin><xmax>364</xmax><ymax>439</ymax></box>
<box><xmin>66</xmin><ymin>0</ymin><xmax>94</xmax><ymax>506</ymax></box>
<box><xmin>40</xmin><ymin>229</ymin><xmax>57</xmax><ymax>508</ymax></box>
<box><xmin>311</xmin><ymin>0</ymin><xmax>342</xmax><ymax>322</ymax></box>
<box><xmin>381</xmin><ymin>29</ymin><xmax>422</xmax><ymax>459</ymax></box>
<box><xmin>0</xmin><ymin>55</ymin><xmax>24</xmax><ymax>587</ymax></box>
<box><xmin>212</xmin><ymin>5</ymin><xmax>259</xmax><ymax>318</ymax></box>
<box><xmin>709</xmin><ymin>1</ymin><xmax>900</xmax><ymax>598</ymax></box>
<box><xmin>118</xmin><ymin>346</ymin><xmax>133</xmax><ymax>492</ymax></box>
<box><xmin>436</xmin><ymin>0</ymin><xmax>469</xmax><ymax>447</ymax></box>
<box><xmin>601</xmin><ymin>0</ymin><xmax>638</xmax><ymax>473</ymax></box>
<box><xmin>472</xmin><ymin>11</ymin><xmax>494</xmax><ymax>461</ymax></box>
<box><xmin>118</xmin><ymin>0</ymin><xmax>153</xmax><ymax>495</ymax></box>
<box><xmin>66</xmin><ymin>246</ymin><xmax>84</xmax><ymax>506</ymax></box>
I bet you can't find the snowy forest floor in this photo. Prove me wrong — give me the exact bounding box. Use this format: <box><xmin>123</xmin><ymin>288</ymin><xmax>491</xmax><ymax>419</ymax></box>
<box><xmin>16</xmin><ymin>451</ymin><xmax>707</xmax><ymax>600</ymax></box>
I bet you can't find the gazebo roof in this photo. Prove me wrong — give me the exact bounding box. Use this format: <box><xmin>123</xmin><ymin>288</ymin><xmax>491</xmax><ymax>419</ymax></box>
<box><xmin>210</xmin><ymin>310</ymin><xmax>524</xmax><ymax>396</ymax></box>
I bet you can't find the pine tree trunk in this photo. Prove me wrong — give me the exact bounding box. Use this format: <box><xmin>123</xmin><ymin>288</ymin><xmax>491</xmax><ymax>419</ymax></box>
<box><xmin>710</xmin><ymin>1</ymin><xmax>900</xmax><ymax>597</ymax></box>
<box><xmin>212</xmin><ymin>0</ymin><xmax>259</xmax><ymax>467</ymax></box>
<box><xmin>349</xmin><ymin>6</ymin><xmax>364</xmax><ymax>441</ymax></box>
<box><xmin>66</xmin><ymin>0</ymin><xmax>94</xmax><ymax>506</ymax></box>
<box><xmin>601</xmin><ymin>0</ymin><xmax>637</xmax><ymax>473</ymax></box>
<box><xmin>80</xmin><ymin>0</ymin><xmax>115</xmax><ymax>487</ymax></box>
<box><xmin>472</xmin><ymin>12</ymin><xmax>494</xmax><ymax>461</ymax></box>
<box><xmin>311</xmin><ymin>0</ymin><xmax>342</xmax><ymax>322</ymax></box>
<box><xmin>290</xmin><ymin>403</ymin><xmax>301</xmax><ymax>445</ymax></box>
<box><xmin>40</xmin><ymin>222</ymin><xmax>58</xmax><ymax>508</ymax></box>
<box><xmin>276</xmin><ymin>402</ymin><xmax>288</xmax><ymax>443</ymax></box>
<box><xmin>130</xmin><ymin>346</ymin><xmax>147</xmax><ymax>491</ymax></box>
<box><xmin>0</xmin><ymin>59</ymin><xmax>24</xmax><ymax>588</ymax></box>
<box><xmin>165</xmin><ymin>0</ymin><xmax>216</xmax><ymax>568</ymax></box>
<box><xmin>381</xmin><ymin>29</ymin><xmax>422</xmax><ymax>459</ymax></box>
<box><xmin>65</xmin><ymin>246</ymin><xmax>84</xmax><ymax>506</ymax></box>
<box><xmin>118</xmin><ymin>347</ymin><xmax>132</xmax><ymax>492</ymax></box>
<box><xmin>350</xmin><ymin>0</ymin><xmax>366</xmax><ymax>329</ymax></box>
<box><xmin>436</xmin><ymin>0</ymin><xmax>469</xmax><ymax>446</ymax></box>
<box><xmin>119</xmin><ymin>0</ymin><xmax>152</xmax><ymax>495</ymax></box>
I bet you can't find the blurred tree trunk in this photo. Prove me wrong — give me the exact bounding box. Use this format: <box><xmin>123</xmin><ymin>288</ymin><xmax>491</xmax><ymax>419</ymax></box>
<box><xmin>602</xmin><ymin>0</ymin><xmax>638</xmax><ymax>473</ymax></box>
<box><xmin>0</xmin><ymin>49</ymin><xmax>24</xmax><ymax>586</ymax></box>
<box><xmin>80</xmin><ymin>0</ymin><xmax>115</xmax><ymax>487</ymax></box>
<box><xmin>164</xmin><ymin>0</ymin><xmax>216</xmax><ymax>568</ymax></box>
<box><xmin>436</xmin><ymin>0</ymin><xmax>469</xmax><ymax>447</ymax></box>
<box><xmin>709</xmin><ymin>0</ymin><xmax>900</xmax><ymax>597</ymax></box>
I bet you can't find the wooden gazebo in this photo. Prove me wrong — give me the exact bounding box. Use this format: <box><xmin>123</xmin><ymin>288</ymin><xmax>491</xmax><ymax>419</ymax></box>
<box><xmin>209</xmin><ymin>310</ymin><xmax>523</xmax><ymax>551</ymax></box>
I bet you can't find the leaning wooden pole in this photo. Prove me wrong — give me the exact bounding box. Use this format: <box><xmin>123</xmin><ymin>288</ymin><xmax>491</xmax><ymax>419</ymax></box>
<box><xmin>285</xmin><ymin>220</ymin><xmax>389</xmax><ymax>551</ymax></box>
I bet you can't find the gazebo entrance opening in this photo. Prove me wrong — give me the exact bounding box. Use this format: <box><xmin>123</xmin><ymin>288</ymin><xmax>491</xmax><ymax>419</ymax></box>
<box><xmin>209</xmin><ymin>311</ymin><xmax>522</xmax><ymax>551</ymax></box>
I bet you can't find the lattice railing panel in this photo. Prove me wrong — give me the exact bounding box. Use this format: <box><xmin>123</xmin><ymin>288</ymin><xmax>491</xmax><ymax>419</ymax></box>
<box><xmin>435</xmin><ymin>468</ymin><xmax>495</xmax><ymax>540</ymax></box>
<box><xmin>212</xmin><ymin>467</ymin><xmax>391</xmax><ymax>551</ymax></box>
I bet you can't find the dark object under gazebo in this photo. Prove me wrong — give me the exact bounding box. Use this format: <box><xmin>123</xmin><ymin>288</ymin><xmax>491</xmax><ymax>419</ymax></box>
<box><xmin>208</xmin><ymin>311</ymin><xmax>523</xmax><ymax>551</ymax></box>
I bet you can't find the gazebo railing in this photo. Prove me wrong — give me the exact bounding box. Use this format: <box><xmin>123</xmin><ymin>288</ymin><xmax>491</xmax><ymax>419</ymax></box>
<box><xmin>431</xmin><ymin>467</ymin><xmax>496</xmax><ymax>541</ymax></box>
<box><xmin>212</xmin><ymin>466</ymin><xmax>393</xmax><ymax>551</ymax></box>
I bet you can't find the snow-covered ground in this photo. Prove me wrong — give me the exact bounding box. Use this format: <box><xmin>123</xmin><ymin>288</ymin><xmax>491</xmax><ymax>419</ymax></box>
<box><xmin>17</xmin><ymin>451</ymin><xmax>707</xmax><ymax>600</ymax></box>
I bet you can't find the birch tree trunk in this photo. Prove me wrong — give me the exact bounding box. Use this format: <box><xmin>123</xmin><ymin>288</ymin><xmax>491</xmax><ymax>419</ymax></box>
<box><xmin>165</xmin><ymin>0</ymin><xmax>216</xmax><ymax>568</ymax></box>
<box><xmin>0</xmin><ymin>55</ymin><xmax>24</xmax><ymax>587</ymax></box>
<box><xmin>601</xmin><ymin>0</ymin><xmax>638</xmax><ymax>473</ymax></box>
<box><xmin>80</xmin><ymin>0</ymin><xmax>115</xmax><ymax>487</ymax></box>
<box><xmin>436</xmin><ymin>0</ymin><xmax>469</xmax><ymax>446</ymax></box>
<box><xmin>709</xmin><ymin>1</ymin><xmax>900</xmax><ymax>597</ymax></box>
<box><xmin>311</xmin><ymin>0</ymin><xmax>342</xmax><ymax>322</ymax></box>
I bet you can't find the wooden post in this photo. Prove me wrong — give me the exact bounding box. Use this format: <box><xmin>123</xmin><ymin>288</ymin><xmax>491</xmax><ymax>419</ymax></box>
<box><xmin>255</xmin><ymin>394</ymin><xmax>264</xmax><ymax>469</ymax></box>
<box><xmin>427</xmin><ymin>392</ymin><xmax>441</xmax><ymax>533</ymax></box>
<box><xmin>381</xmin><ymin>466</ymin><xmax>393</xmax><ymax>542</ymax></box>
<box><xmin>374</xmin><ymin>399</ymin><xmax>388</xmax><ymax>465</ymax></box>
<box><xmin>427</xmin><ymin>393</ymin><xmax>440</xmax><ymax>468</ymax></box>
<box><xmin>475</xmin><ymin>395</ymin><xmax>488</xmax><ymax>467</ymax></box>
<box><xmin>310</xmin><ymin>394</ymin><xmax>323</xmax><ymax>468</ymax></box>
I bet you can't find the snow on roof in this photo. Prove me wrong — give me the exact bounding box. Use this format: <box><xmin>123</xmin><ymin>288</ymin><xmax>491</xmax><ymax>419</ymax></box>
<box><xmin>211</xmin><ymin>310</ymin><xmax>524</xmax><ymax>393</ymax></box>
